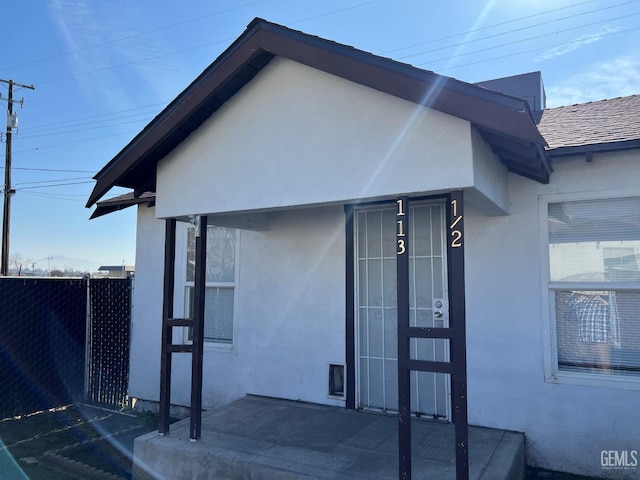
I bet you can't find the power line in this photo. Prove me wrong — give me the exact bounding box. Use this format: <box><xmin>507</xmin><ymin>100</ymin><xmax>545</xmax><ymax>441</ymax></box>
<box><xmin>33</xmin><ymin>37</ymin><xmax>235</xmax><ymax>86</ymax></box>
<box><xmin>1</xmin><ymin>0</ymin><xmax>267</xmax><ymax>73</ymax></box>
<box><xmin>13</xmin><ymin>176</ymin><xmax>91</xmax><ymax>187</ymax></box>
<box><xmin>416</xmin><ymin>13</ymin><xmax>640</xmax><ymax>65</ymax></box>
<box><xmin>397</xmin><ymin>1</ymin><xmax>640</xmax><ymax>61</ymax></box>
<box><xmin>31</xmin><ymin>0</ymin><xmax>639</xmax><ymax>88</ymax></box>
<box><xmin>21</xmin><ymin>191</ymin><xmax>89</xmax><ymax>202</ymax></box>
<box><xmin>13</xmin><ymin>129</ymin><xmax>141</xmax><ymax>154</ymax></box>
<box><xmin>32</xmin><ymin>0</ymin><xmax>385</xmax><ymax>86</ymax></box>
<box><xmin>383</xmin><ymin>0</ymin><xmax>622</xmax><ymax>54</ymax></box>
<box><xmin>16</xmin><ymin>180</ymin><xmax>93</xmax><ymax>191</ymax></box>
<box><xmin>19</xmin><ymin>109</ymin><xmax>158</xmax><ymax>136</ymax></box>
<box><xmin>0</xmin><ymin>167</ymin><xmax>95</xmax><ymax>173</ymax></box>
<box><xmin>14</xmin><ymin>116</ymin><xmax>154</xmax><ymax>141</ymax></box>
<box><xmin>287</xmin><ymin>0</ymin><xmax>380</xmax><ymax>25</ymax></box>
<box><xmin>13</xmin><ymin>14</ymin><xmax>638</xmax><ymax>152</ymax></box>
<box><xmin>3</xmin><ymin>0</ymin><xmax>637</xmax><ymax>168</ymax></box>
<box><xmin>432</xmin><ymin>24</ymin><xmax>640</xmax><ymax>71</ymax></box>
<box><xmin>22</xmin><ymin>102</ymin><xmax>167</xmax><ymax>132</ymax></box>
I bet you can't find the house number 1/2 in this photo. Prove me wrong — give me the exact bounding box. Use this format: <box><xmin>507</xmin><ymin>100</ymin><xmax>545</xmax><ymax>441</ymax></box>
<box><xmin>397</xmin><ymin>198</ymin><xmax>406</xmax><ymax>255</ymax></box>
<box><xmin>450</xmin><ymin>199</ymin><xmax>463</xmax><ymax>248</ymax></box>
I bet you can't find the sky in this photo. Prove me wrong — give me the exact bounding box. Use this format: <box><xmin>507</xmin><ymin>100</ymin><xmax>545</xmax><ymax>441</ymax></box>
<box><xmin>2</xmin><ymin>0</ymin><xmax>639</xmax><ymax>272</ymax></box>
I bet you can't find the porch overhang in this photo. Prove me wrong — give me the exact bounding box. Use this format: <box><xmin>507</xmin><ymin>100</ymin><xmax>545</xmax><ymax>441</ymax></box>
<box><xmin>90</xmin><ymin>191</ymin><xmax>155</xmax><ymax>219</ymax></box>
<box><xmin>87</xmin><ymin>18</ymin><xmax>549</xmax><ymax>212</ymax></box>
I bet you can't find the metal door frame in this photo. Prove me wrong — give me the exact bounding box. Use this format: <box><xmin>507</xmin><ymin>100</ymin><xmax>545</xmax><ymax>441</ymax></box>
<box><xmin>352</xmin><ymin>200</ymin><xmax>450</xmax><ymax>418</ymax></box>
<box><xmin>344</xmin><ymin>190</ymin><xmax>469</xmax><ymax>480</ymax></box>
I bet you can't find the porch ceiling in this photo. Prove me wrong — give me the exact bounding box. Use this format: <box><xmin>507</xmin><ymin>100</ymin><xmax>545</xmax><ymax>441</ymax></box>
<box><xmin>87</xmin><ymin>18</ymin><xmax>550</xmax><ymax>212</ymax></box>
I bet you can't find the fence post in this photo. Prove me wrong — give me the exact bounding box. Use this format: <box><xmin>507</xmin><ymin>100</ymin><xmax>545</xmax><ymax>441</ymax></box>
<box><xmin>84</xmin><ymin>275</ymin><xmax>91</xmax><ymax>403</ymax></box>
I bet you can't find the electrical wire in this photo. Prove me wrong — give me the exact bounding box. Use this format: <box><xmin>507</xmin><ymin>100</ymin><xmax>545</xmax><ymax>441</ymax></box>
<box><xmin>1</xmin><ymin>0</ymin><xmax>267</xmax><ymax>73</ymax></box>
<box><xmin>0</xmin><ymin>167</ymin><xmax>95</xmax><ymax>173</ymax></box>
<box><xmin>383</xmin><ymin>0</ymin><xmax>633</xmax><ymax>54</ymax></box>
<box><xmin>13</xmin><ymin>176</ymin><xmax>92</xmax><ymax>187</ymax></box>
<box><xmin>16</xmin><ymin>181</ymin><xmax>94</xmax><ymax>191</ymax></box>
<box><xmin>416</xmin><ymin>14</ymin><xmax>639</xmax><ymax>65</ymax></box>
<box><xmin>29</xmin><ymin>0</ymin><xmax>639</xmax><ymax>86</ymax></box>
<box><xmin>287</xmin><ymin>0</ymin><xmax>380</xmax><ymax>25</ymax></box>
<box><xmin>22</xmin><ymin>102</ymin><xmax>167</xmax><ymax>132</ymax></box>
<box><xmin>7</xmin><ymin>0</ymin><xmax>639</xmax><ymax>162</ymax></box>
<box><xmin>431</xmin><ymin>24</ymin><xmax>640</xmax><ymax>71</ymax></box>
<box><xmin>20</xmin><ymin>191</ymin><xmax>89</xmax><ymax>202</ymax></box>
<box><xmin>13</xmin><ymin>129</ymin><xmax>141</xmax><ymax>154</ymax></box>
<box><xmin>14</xmin><ymin>117</ymin><xmax>154</xmax><ymax>141</ymax></box>
<box><xmin>397</xmin><ymin>3</ymin><xmax>640</xmax><ymax>61</ymax></box>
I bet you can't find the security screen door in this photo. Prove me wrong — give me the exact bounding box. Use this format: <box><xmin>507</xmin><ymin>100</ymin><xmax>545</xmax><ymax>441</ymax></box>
<box><xmin>356</xmin><ymin>202</ymin><xmax>450</xmax><ymax>419</ymax></box>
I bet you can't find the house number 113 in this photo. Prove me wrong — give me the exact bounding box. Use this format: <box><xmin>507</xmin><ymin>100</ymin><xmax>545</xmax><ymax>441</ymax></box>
<box><xmin>397</xmin><ymin>198</ymin><xmax>406</xmax><ymax>255</ymax></box>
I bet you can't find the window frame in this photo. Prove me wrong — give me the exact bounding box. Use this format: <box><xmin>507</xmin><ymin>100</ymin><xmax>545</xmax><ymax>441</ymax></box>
<box><xmin>181</xmin><ymin>223</ymin><xmax>239</xmax><ymax>351</ymax></box>
<box><xmin>540</xmin><ymin>190</ymin><xmax>640</xmax><ymax>390</ymax></box>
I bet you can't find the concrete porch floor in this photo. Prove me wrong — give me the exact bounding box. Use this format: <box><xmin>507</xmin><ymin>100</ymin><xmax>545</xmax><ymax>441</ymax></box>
<box><xmin>132</xmin><ymin>396</ymin><xmax>524</xmax><ymax>480</ymax></box>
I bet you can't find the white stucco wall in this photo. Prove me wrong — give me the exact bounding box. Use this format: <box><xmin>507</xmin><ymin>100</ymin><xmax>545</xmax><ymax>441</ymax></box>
<box><xmin>468</xmin><ymin>127</ymin><xmax>509</xmax><ymax>215</ymax></box>
<box><xmin>465</xmin><ymin>149</ymin><xmax>640</xmax><ymax>478</ymax></box>
<box><xmin>129</xmin><ymin>204</ymin><xmax>165</xmax><ymax>403</ymax></box>
<box><xmin>127</xmin><ymin>51</ymin><xmax>640</xmax><ymax>478</ymax></box>
<box><xmin>130</xmin><ymin>205</ymin><xmax>346</xmax><ymax>408</ymax></box>
<box><xmin>131</xmin><ymin>149</ymin><xmax>639</xmax><ymax>478</ymax></box>
<box><xmin>155</xmin><ymin>57</ymin><xmax>489</xmax><ymax>219</ymax></box>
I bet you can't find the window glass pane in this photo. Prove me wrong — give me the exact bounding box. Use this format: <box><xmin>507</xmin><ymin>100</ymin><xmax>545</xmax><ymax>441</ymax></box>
<box><xmin>549</xmin><ymin>198</ymin><xmax>640</xmax><ymax>282</ymax></box>
<box><xmin>187</xmin><ymin>225</ymin><xmax>236</xmax><ymax>283</ymax></box>
<box><xmin>186</xmin><ymin>228</ymin><xmax>195</xmax><ymax>282</ymax></box>
<box><xmin>381</xmin><ymin>209</ymin><xmax>396</xmax><ymax>258</ymax></box>
<box><xmin>366</xmin><ymin>211</ymin><xmax>382</xmax><ymax>258</ymax></box>
<box><xmin>413</xmin><ymin>206</ymin><xmax>432</xmax><ymax>257</ymax></box>
<box><xmin>206</xmin><ymin>227</ymin><xmax>235</xmax><ymax>283</ymax></box>
<box><xmin>357</xmin><ymin>212</ymin><xmax>367</xmax><ymax>260</ymax></box>
<box><xmin>555</xmin><ymin>290</ymin><xmax>640</xmax><ymax>375</ymax></box>
<box><xmin>549</xmin><ymin>197</ymin><xmax>640</xmax><ymax>378</ymax></box>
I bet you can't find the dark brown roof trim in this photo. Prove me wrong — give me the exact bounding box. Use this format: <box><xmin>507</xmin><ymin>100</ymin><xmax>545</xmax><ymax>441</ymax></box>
<box><xmin>90</xmin><ymin>192</ymin><xmax>155</xmax><ymax>219</ymax></box>
<box><xmin>87</xmin><ymin>18</ymin><xmax>549</xmax><ymax>208</ymax></box>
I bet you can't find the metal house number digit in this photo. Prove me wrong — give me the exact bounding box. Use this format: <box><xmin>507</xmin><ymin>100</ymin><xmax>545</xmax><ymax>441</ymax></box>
<box><xmin>397</xmin><ymin>199</ymin><xmax>407</xmax><ymax>255</ymax></box>
<box><xmin>450</xmin><ymin>199</ymin><xmax>463</xmax><ymax>248</ymax></box>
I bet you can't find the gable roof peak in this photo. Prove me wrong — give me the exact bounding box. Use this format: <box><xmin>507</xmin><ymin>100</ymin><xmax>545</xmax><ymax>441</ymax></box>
<box><xmin>87</xmin><ymin>17</ymin><xmax>550</xmax><ymax>210</ymax></box>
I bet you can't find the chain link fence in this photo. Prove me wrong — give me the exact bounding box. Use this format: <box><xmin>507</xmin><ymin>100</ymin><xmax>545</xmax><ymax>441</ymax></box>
<box><xmin>0</xmin><ymin>277</ymin><xmax>131</xmax><ymax>418</ymax></box>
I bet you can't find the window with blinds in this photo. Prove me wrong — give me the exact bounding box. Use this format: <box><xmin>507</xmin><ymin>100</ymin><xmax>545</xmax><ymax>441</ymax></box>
<box><xmin>548</xmin><ymin>197</ymin><xmax>640</xmax><ymax>376</ymax></box>
<box><xmin>185</xmin><ymin>226</ymin><xmax>236</xmax><ymax>344</ymax></box>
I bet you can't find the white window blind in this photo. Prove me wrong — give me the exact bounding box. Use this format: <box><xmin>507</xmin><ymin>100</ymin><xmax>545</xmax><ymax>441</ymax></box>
<box><xmin>186</xmin><ymin>286</ymin><xmax>234</xmax><ymax>344</ymax></box>
<box><xmin>548</xmin><ymin>197</ymin><xmax>640</xmax><ymax>376</ymax></box>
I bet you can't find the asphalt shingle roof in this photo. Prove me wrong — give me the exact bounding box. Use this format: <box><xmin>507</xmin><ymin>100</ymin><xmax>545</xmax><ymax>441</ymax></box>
<box><xmin>537</xmin><ymin>95</ymin><xmax>640</xmax><ymax>151</ymax></box>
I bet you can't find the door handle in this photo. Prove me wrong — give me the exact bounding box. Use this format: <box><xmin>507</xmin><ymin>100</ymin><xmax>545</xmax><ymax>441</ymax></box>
<box><xmin>434</xmin><ymin>311</ymin><xmax>443</xmax><ymax>318</ymax></box>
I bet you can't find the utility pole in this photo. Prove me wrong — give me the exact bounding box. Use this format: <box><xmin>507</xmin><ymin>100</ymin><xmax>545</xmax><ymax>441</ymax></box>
<box><xmin>1</xmin><ymin>79</ymin><xmax>34</xmax><ymax>276</ymax></box>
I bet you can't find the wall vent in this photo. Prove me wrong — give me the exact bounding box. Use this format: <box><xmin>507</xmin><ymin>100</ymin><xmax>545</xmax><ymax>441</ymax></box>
<box><xmin>328</xmin><ymin>363</ymin><xmax>344</xmax><ymax>398</ymax></box>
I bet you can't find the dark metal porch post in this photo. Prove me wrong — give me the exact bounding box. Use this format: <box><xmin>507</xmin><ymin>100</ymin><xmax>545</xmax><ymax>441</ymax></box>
<box><xmin>396</xmin><ymin>196</ymin><xmax>411</xmax><ymax>479</ymax></box>
<box><xmin>190</xmin><ymin>215</ymin><xmax>207</xmax><ymax>440</ymax></box>
<box><xmin>344</xmin><ymin>205</ymin><xmax>356</xmax><ymax>410</ymax></box>
<box><xmin>159</xmin><ymin>219</ymin><xmax>176</xmax><ymax>435</ymax></box>
<box><xmin>395</xmin><ymin>192</ymin><xmax>469</xmax><ymax>480</ymax></box>
<box><xmin>447</xmin><ymin>190</ymin><xmax>469</xmax><ymax>478</ymax></box>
